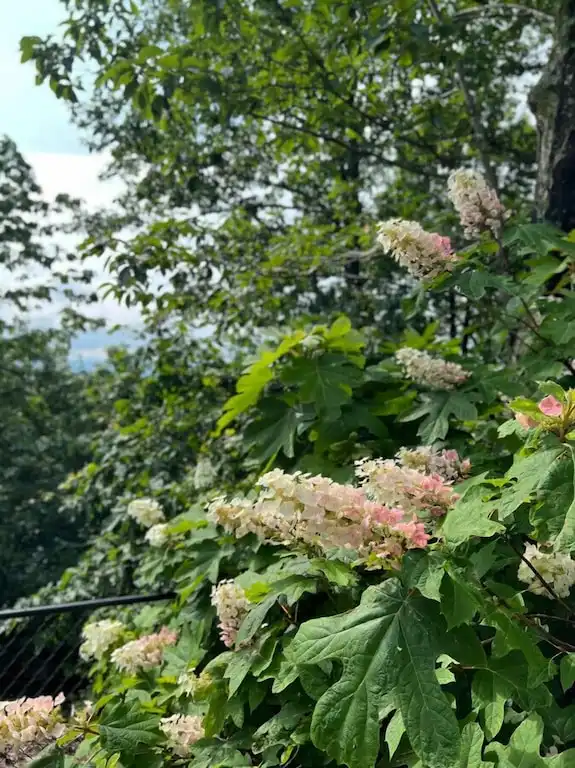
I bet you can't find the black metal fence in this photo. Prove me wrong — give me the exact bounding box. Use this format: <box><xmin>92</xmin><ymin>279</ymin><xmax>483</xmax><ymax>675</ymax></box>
<box><xmin>0</xmin><ymin>592</ymin><xmax>175</xmax><ymax>702</ymax></box>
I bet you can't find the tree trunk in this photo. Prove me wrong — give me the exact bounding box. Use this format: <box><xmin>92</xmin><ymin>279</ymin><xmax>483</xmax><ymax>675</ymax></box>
<box><xmin>529</xmin><ymin>0</ymin><xmax>575</xmax><ymax>232</ymax></box>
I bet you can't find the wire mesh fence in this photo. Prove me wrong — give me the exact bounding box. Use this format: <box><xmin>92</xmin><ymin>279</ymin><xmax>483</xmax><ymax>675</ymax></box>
<box><xmin>0</xmin><ymin>592</ymin><xmax>175</xmax><ymax>702</ymax></box>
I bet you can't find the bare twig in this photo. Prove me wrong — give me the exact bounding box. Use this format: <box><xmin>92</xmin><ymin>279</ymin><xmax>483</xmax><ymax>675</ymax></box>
<box><xmin>453</xmin><ymin>4</ymin><xmax>553</xmax><ymax>25</ymax></box>
<box><xmin>483</xmin><ymin>582</ymin><xmax>575</xmax><ymax>653</ymax></box>
<box><xmin>508</xmin><ymin>539</ymin><xmax>575</xmax><ymax>617</ymax></box>
<box><xmin>516</xmin><ymin>297</ymin><xmax>575</xmax><ymax>377</ymax></box>
<box><xmin>520</xmin><ymin>613</ymin><xmax>575</xmax><ymax>653</ymax></box>
<box><xmin>529</xmin><ymin>613</ymin><xmax>575</xmax><ymax>627</ymax></box>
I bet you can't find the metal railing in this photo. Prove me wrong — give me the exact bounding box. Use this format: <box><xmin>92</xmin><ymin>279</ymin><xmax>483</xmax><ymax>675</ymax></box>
<box><xmin>0</xmin><ymin>592</ymin><xmax>175</xmax><ymax>701</ymax></box>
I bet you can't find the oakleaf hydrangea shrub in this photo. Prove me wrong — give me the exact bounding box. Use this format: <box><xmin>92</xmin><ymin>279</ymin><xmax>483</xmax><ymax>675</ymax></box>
<box><xmin>13</xmin><ymin>170</ymin><xmax>575</xmax><ymax>768</ymax></box>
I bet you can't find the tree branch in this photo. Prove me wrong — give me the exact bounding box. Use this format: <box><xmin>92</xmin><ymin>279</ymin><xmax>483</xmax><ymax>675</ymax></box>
<box><xmin>508</xmin><ymin>539</ymin><xmax>575</xmax><ymax>616</ymax></box>
<box><xmin>453</xmin><ymin>4</ymin><xmax>554</xmax><ymax>25</ymax></box>
<box><xmin>426</xmin><ymin>0</ymin><xmax>499</xmax><ymax>190</ymax></box>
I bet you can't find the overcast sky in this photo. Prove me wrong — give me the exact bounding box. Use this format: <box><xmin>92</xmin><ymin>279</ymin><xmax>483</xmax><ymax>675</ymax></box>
<box><xmin>0</xmin><ymin>0</ymin><xmax>137</xmax><ymax>367</ymax></box>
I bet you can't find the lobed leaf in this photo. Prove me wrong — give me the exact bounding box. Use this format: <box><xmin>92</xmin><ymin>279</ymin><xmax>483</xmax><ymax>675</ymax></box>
<box><xmin>289</xmin><ymin>579</ymin><xmax>459</xmax><ymax>768</ymax></box>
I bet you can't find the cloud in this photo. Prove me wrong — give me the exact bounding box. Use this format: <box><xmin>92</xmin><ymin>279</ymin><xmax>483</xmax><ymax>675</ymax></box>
<box><xmin>26</xmin><ymin>151</ymin><xmax>122</xmax><ymax>208</ymax></box>
<box><xmin>17</xmin><ymin>151</ymin><xmax>144</xmax><ymax>333</ymax></box>
<box><xmin>0</xmin><ymin>0</ymin><xmax>88</xmax><ymax>155</ymax></box>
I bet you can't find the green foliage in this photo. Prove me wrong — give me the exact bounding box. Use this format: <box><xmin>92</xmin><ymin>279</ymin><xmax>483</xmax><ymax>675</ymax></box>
<box><xmin>0</xmin><ymin>327</ymin><xmax>98</xmax><ymax>603</ymax></box>
<box><xmin>289</xmin><ymin>579</ymin><xmax>459</xmax><ymax>768</ymax></box>
<box><xmin>12</xmin><ymin>3</ymin><xmax>575</xmax><ymax>768</ymax></box>
<box><xmin>0</xmin><ymin>136</ymin><xmax>103</xmax><ymax>604</ymax></box>
<box><xmin>17</xmin><ymin>0</ymin><xmax>551</xmax><ymax>339</ymax></box>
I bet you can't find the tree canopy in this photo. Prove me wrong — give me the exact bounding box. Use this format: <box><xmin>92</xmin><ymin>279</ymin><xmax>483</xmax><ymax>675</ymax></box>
<box><xmin>21</xmin><ymin>0</ymin><xmax>558</xmax><ymax>338</ymax></box>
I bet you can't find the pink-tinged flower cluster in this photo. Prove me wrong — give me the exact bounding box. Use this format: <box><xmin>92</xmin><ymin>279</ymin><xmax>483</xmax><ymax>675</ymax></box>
<box><xmin>211</xmin><ymin>580</ymin><xmax>250</xmax><ymax>648</ymax></box>
<box><xmin>515</xmin><ymin>412</ymin><xmax>538</xmax><ymax>430</ymax></box>
<box><xmin>539</xmin><ymin>395</ymin><xmax>563</xmax><ymax>417</ymax></box>
<box><xmin>0</xmin><ymin>694</ymin><xmax>66</xmax><ymax>751</ymax></box>
<box><xmin>110</xmin><ymin>626</ymin><xmax>178</xmax><ymax>674</ymax></box>
<box><xmin>396</xmin><ymin>446</ymin><xmax>471</xmax><ymax>482</ymax></box>
<box><xmin>160</xmin><ymin>714</ymin><xmax>204</xmax><ymax>757</ymax></box>
<box><xmin>376</xmin><ymin>218</ymin><xmax>459</xmax><ymax>279</ymax></box>
<box><xmin>447</xmin><ymin>169</ymin><xmax>508</xmax><ymax>238</ymax></box>
<box><xmin>355</xmin><ymin>455</ymin><xmax>460</xmax><ymax>521</ymax></box>
<box><xmin>514</xmin><ymin>395</ymin><xmax>570</xmax><ymax>430</ymax></box>
<box><xmin>208</xmin><ymin>465</ymin><xmax>439</xmax><ymax>567</ymax></box>
<box><xmin>395</xmin><ymin>347</ymin><xmax>469</xmax><ymax>390</ymax></box>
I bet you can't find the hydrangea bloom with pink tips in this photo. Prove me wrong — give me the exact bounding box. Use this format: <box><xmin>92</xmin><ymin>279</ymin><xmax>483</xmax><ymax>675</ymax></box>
<box><xmin>160</xmin><ymin>714</ymin><xmax>204</xmax><ymax>757</ymax></box>
<box><xmin>396</xmin><ymin>446</ymin><xmax>471</xmax><ymax>483</ymax></box>
<box><xmin>355</xmin><ymin>456</ymin><xmax>460</xmax><ymax>520</ymax></box>
<box><xmin>0</xmin><ymin>694</ymin><xmax>66</xmax><ymax>752</ymax></box>
<box><xmin>209</xmin><ymin>469</ymin><xmax>429</xmax><ymax>563</ymax></box>
<box><xmin>211</xmin><ymin>580</ymin><xmax>250</xmax><ymax>647</ymax></box>
<box><xmin>395</xmin><ymin>347</ymin><xmax>468</xmax><ymax>390</ymax></box>
<box><xmin>376</xmin><ymin>218</ymin><xmax>459</xmax><ymax>279</ymax></box>
<box><xmin>538</xmin><ymin>395</ymin><xmax>563</xmax><ymax>417</ymax></box>
<box><xmin>447</xmin><ymin>168</ymin><xmax>508</xmax><ymax>238</ymax></box>
<box><xmin>513</xmin><ymin>394</ymin><xmax>569</xmax><ymax>430</ymax></box>
<box><xmin>111</xmin><ymin>626</ymin><xmax>178</xmax><ymax>674</ymax></box>
<box><xmin>208</xmin><ymin>447</ymin><xmax>468</xmax><ymax>568</ymax></box>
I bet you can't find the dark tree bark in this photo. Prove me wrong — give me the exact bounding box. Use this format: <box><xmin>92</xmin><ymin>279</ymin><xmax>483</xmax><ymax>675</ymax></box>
<box><xmin>529</xmin><ymin>0</ymin><xmax>575</xmax><ymax>232</ymax></box>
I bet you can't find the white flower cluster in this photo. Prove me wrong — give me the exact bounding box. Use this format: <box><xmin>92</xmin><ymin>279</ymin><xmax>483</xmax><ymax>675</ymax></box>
<box><xmin>178</xmin><ymin>668</ymin><xmax>213</xmax><ymax>698</ymax></box>
<box><xmin>395</xmin><ymin>347</ymin><xmax>468</xmax><ymax>390</ymax></box>
<box><xmin>447</xmin><ymin>169</ymin><xmax>507</xmax><ymax>238</ymax></box>
<box><xmin>396</xmin><ymin>447</ymin><xmax>471</xmax><ymax>483</ymax></box>
<box><xmin>71</xmin><ymin>700</ymin><xmax>93</xmax><ymax>727</ymax></box>
<box><xmin>518</xmin><ymin>544</ymin><xmax>575</xmax><ymax>599</ymax></box>
<box><xmin>79</xmin><ymin>619</ymin><xmax>124</xmax><ymax>661</ymax></box>
<box><xmin>211</xmin><ymin>580</ymin><xmax>250</xmax><ymax>648</ymax></box>
<box><xmin>145</xmin><ymin>523</ymin><xmax>170</xmax><ymax>547</ymax></box>
<box><xmin>193</xmin><ymin>457</ymin><xmax>217</xmax><ymax>490</ymax></box>
<box><xmin>0</xmin><ymin>694</ymin><xmax>66</xmax><ymax>751</ymax></box>
<box><xmin>111</xmin><ymin>626</ymin><xmax>178</xmax><ymax>674</ymax></box>
<box><xmin>376</xmin><ymin>218</ymin><xmax>457</xmax><ymax>279</ymax></box>
<box><xmin>127</xmin><ymin>498</ymin><xmax>165</xmax><ymax>528</ymax></box>
<box><xmin>160</xmin><ymin>714</ymin><xmax>204</xmax><ymax>757</ymax></box>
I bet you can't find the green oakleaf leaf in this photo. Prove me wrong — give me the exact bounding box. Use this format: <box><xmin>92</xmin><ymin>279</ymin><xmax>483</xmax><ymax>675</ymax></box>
<box><xmin>442</xmin><ymin>484</ymin><xmax>504</xmax><ymax>545</ymax></box>
<box><xmin>472</xmin><ymin>669</ymin><xmax>510</xmax><ymax>739</ymax></box>
<box><xmin>440</xmin><ymin>567</ymin><xmax>482</xmax><ymax>629</ymax></box>
<box><xmin>402</xmin><ymin>550</ymin><xmax>446</xmax><ymax>601</ymax></box>
<box><xmin>26</xmin><ymin>745</ymin><xmax>65</xmax><ymax>768</ymax></box>
<box><xmin>459</xmin><ymin>722</ymin><xmax>490</xmax><ymax>767</ymax></box>
<box><xmin>529</xmin><ymin>447</ymin><xmax>575</xmax><ymax>545</ymax></box>
<box><xmin>188</xmin><ymin>740</ymin><xmax>248</xmax><ymax>768</ymax></box>
<box><xmin>483</xmin><ymin>605</ymin><xmax>551</xmax><ymax>686</ymax></box>
<box><xmin>504</xmin><ymin>223</ymin><xmax>575</xmax><ymax>258</ymax></box>
<box><xmin>289</xmin><ymin>579</ymin><xmax>460</xmax><ymax>768</ymax></box>
<box><xmin>501</xmin><ymin>447</ymin><xmax>565</xmax><ymax>523</ymax></box>
<box><xmin>310</xmin><ymin>558</ymin><xmax>358</xmax><ymax>587</ymax></box>
<box><xmin>244</xmin><ymin>399</ymin><xmax>302</xmax><ymax>460</ymax></box>
<box><xmin>402</xmin><ymin>392</ymin><xmax>478</xmax><ymax>445</ymax></box>
<box><xmin>560</xmin><ymin>653</ymin><xmax>575</xmax><ymax>693</ymax></box>
<box><xmin>236</xmin><ymin>594</ymin><xmax>278</xmax><ymax>646</ymax></box>
<box><xmin>485</xmin><ymin>713</ymin><xmax>575</xmax><ymax>767</ymax></box>
<box><xmin>385</xmin><ymin>709</ymin><xmax>405</xmax><ymax>760</ymax></box>
<box><xmin>216</xmin><ymin>330</ymin><xmax>306</xmax><ymax>432</ymax></box>
<box><xmin>281</xmin><ymin>353</ymin><xmax>363</xmax><ymax>420</ymax></box>
<box><xmin>99</xmin><ymin>702</ymin><xmax>162</xmax><ymax>754</ymax></box>
<box><xmin>236</xmin><ymin>574</ymin><xmax>318</xmax><ymax>646</ymax></box>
